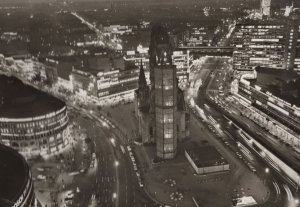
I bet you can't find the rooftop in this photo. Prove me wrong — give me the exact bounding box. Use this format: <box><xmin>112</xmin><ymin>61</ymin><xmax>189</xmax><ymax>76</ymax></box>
<box><xmin>185</xmin><ymin>145</ymin><xmax>228</xmax><ymax>168</ymax></box>
<box><xmin>0</xmin><ymin>144</ymin><xmax>30</xmax><ymax>207</ymax></box>
<box><xmin>50</xmin><ymin>55</ymin><xmax>125</xmax><ymax>80</ymax></box>
<box><xmin>251</xmin><ymin>68</ymin><xmax>300</xmax><ymax>107</ymax></box>
<box><xmin>0</xmin><ymin>75</ymin><xmax>65</xmax><ymax>119</ymax></box>
<box><xmin>237</xmin><ymin>15</ymin><xmax>297</xmax><ymax>26</ymax></box>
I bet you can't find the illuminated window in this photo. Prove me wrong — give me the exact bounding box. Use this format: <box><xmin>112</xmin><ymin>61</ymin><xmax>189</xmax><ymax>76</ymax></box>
<box><xmin>164</xmin><ymin>85</ymin><xmax>173</xmax><ymax>90</ymax></box>
<box><xmin>164</xmin><ymin>144</ymin><xmax>174</xmax><ymax>152</ymax></box>
<box><xmin>163</xmin><ymin>112</ymin><xmax>173</xmax><ymax>123</ymax></box>
<box><xmin>165</xmin><ymin>133</ymin><xmax>173</xmax><ymax>139</ymax></box>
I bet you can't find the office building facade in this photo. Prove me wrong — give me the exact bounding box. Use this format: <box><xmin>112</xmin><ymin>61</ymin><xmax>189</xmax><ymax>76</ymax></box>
<box><xmin>232</xmin><ymin>16</ymin><xmax>300</xmax><ymax>75</ymax></box>
<box><xmin>261</xmin><ymin>0</ymin><xmax>271</xmax><ymax>16</ymax></box>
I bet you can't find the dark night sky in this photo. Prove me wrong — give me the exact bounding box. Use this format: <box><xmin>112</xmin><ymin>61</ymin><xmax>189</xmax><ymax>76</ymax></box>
<box><xmin>0</xmin><ymin>0</ymin><xmax>298</xmax><ymax>8</ymax></box>
<box><xmin>0</xmin><ymin>0</ymin><xmax>293</xmax><ymax>3</ymax></box>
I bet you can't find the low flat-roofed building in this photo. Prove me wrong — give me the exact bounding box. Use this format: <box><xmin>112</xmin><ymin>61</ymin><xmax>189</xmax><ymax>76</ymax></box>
<box><xmin>232</xmin><ymin>196</ymin><xmax>257</xmax><ymax>207</ymax></box>
<box><xmin>185</xmin><ymin>145</ymin><xmax>230</xmax><ymax>174</ymax></box>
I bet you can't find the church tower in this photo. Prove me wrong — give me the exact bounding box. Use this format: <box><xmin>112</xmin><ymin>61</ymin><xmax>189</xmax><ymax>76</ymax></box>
<box><xmin>135</xmin><ymin>23</ymin><xmax>189</xmax><ymax>159</ymax></box>
<box><xmin>150</xmin><ymin>24</ymin><xmax>178</xmax><ymax>159</ymax></box>
<box><xmin>136</xmin><ymin>60</ymin><xmax>149</xmax><ymax>111</ymax></box>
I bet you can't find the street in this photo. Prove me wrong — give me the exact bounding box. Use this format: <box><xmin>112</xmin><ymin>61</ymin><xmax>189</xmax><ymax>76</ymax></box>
<box><xmin>193</xmin><ymin>56</ymin><xmax>300</xmax><ymax>207</ymax></box>
<box><xmin>68</xmin><ymin>104</ymin><xmax>156</xmax><ymax>207</ymax></box>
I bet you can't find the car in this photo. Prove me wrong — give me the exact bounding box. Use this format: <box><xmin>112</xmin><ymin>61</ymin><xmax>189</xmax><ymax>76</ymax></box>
<box><xmin>37</xmin><ymin>167</ymin><xmax>45</xmax><ymax>172</ymax></box>
<box><xmin>37</xmin><ymin>174</ymin><xmax>46</xmax><ymax>181</ymax></box>
<box><xmin>64</xmin><ymin>197</ymin><xmax>73</xmax><ymax>204</ymax></box>
<box><xmin>66</xmin><ymin>191</ymin><xmax>74</xmax><ymax>199</ymax></box>
<box><xmin>251</xmin><ymin>168</ymin><xmax>256</xmax><ymax>173</ymax></box>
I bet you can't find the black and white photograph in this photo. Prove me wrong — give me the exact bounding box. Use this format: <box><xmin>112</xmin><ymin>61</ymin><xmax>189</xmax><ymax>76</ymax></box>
<box><xmin>0</xmin><ymin>0</ymin><xmax>300</xmax><ymax>206</ymax></box>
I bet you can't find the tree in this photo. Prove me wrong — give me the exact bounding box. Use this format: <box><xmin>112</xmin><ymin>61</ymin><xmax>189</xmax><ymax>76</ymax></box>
<box><xmin>32</xmin><ymin>72</ymin><xmax>41</xmax><ymax>82</ymax></box>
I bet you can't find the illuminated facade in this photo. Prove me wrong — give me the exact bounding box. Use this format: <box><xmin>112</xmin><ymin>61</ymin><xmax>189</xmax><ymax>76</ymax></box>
<box><xmin>154</xmin><ymin>64</ymin><xmax>178</xmax><ymax>158</ymax></box>
<box><xmin>232</xmin><ymin>16</ymin><xmax>300</xmax><ymax>74</ymax></box>
<box><xmin>135</xmin><ymin>24</ymin><xmax>189</xmax><ymax>159</ymax></box>
<box><xmin>124</xmin><ymin>49</ymin><xmax>192</xmax><ymax>89</ymax></box>
<box><xmin>70</xmin><ymin>59</ymin><xmax>141</xmax><ymax>99</ymax></box>
<box><xmin>261</xmin><ymin>0</ymin><xmax>271</xmax><ymax>16</ymax></box>
<box><xmin>0</xmin><ymin>76</ymin><xmax>70</xmax><ymax>158</ymax></box>
<box><xmin>172</xmin><ymin>50</ymin><xmax>193</xmax><ymax>89</ymax></box>
<box><xmin>238</xmin><ymin>77</ymin><xmax>300</xmax><ymax>134</ymax></box>
<box><xmin>0</xmin><ymin>144</ymin><xmax>36</xmax><ymax>207</ymax></box>
<box><xmin>181</xmin><ymin>27</ymin><xmax>213</xmax><ymax>47</ymax></box>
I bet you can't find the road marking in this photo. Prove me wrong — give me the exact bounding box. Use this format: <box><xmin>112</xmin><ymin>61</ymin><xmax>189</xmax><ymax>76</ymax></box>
<box><xmin>272</xmin><ymin>181</ymin><xmax>281</xmax><ymax>195</ymax></box>
<box><xmin>224</xmin><ymin>130</ymin><xmax>235</xmax><ymax>141</ymax></box>
<box><xmin>240</xmin><ymin>148</ymin><xmax>253</xmax><ymax>161</ymax></box>
<box><xmin>283</xmin><ymin>184</ymin><xmax>293</xmax><ymax>201</ymax></box>
<box><xmin>238</xmin><ymin>143</ymin><xmax>254</xmax><ymax>161</ymax></box>
<box><xmin>264</xmin><ymin>155</ymin><xmax>280</xmax><ymax>172</ymax></box>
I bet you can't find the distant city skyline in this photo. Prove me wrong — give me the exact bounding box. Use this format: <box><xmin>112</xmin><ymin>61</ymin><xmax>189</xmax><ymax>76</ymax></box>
<box><xmin>0</xmin><ymin>0</ymin><xmax>300</xmax><ymax>206</ymax></box>
<box><xmin>0</xmin><ymin>0</ymin><xmax>298</xmax><ymax>8</ymax></box>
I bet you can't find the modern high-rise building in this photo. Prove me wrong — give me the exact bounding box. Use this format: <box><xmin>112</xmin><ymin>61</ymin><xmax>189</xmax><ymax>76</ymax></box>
<box><xmin>261</xmin><ymin>0</ymin><xmax>271</xmax><ymax>16</ymax></box>
<box><xmin>135</xmin><ymin>24</ymin><xmax>189</xmax><ymax>159</ymax></box>
<box><xmin>172</xmin><ymin>50</ymin><xmax>193</xmax><ymax>89</ymax></box>
<box><xmin>285</xmin><ymin>14</ymin><xmax>300</xmax><ymax>71</ymax></box>
<box><xmin>124</xmin><ymin>48</ymin><xmax>193</xmax><ymax>89</ymax></box>
<box><xmin>232</xmin><ymin>15</ymin><xmax>300</xmax><ymax>75</ymax></box>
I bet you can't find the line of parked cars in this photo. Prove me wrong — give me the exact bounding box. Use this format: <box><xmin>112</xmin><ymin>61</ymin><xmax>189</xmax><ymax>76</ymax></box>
<box><xmin>127</xmin><ymin>146</ymin><xmax>143</xmax><ymax>187</ymax></box>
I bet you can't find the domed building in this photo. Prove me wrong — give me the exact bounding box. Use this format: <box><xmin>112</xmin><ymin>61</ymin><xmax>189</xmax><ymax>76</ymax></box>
<box><xmin>0</xmin><ymin>75</ymin><xmax>70</xmax><ymax>158</ymax></box>
<box><xmin>0</xmin><ymin>144</ymin><xmax>36</xmax><ymax>207</ymax></box>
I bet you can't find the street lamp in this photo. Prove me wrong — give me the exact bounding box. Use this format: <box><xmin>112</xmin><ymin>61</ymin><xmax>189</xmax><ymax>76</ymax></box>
<box><xmin>112</xmin><ymin>192</ymin><xmax>117</xmax><ymax>199</ymax></box>
<box><xmin>114</xmin><ymin>161</ymin><xmax>119</xmax><ymax>167</ymax></box>
<box><xmin>265</xmin><ymin>168</ymin><xmax>269</xmax><ymax>174</ymax></box>
<box><xmin>110</xmin><ymin>138</ymin><xmax>116</xmax><ymax>146</ymax></box>
<box><xmin>263</xmin><ymin>168</ymin><xmax>269</xmax><ymax>185</ymax></box>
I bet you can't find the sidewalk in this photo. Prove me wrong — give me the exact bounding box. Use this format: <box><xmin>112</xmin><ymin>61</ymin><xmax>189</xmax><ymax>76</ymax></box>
<box><xmin>135</xmin><ymin>114</ymin><xmax>269</xmax><ymax>207</ymax></box>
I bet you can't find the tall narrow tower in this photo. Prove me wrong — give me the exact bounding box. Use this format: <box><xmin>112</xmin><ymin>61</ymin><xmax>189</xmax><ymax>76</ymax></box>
<box><xmin>260</xmin><ymin>0</ymin><xmax>271</xmax><ymax>16</ymax></box>
<box><xmin>136</xmin><ymin>24</ymin><xmax>189</xmax><ymax>160</ymax></box>
<box><xmin>150</xmin><ymin>24</ymin><xmax>178</xmax><ymax>159</ymax></box>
